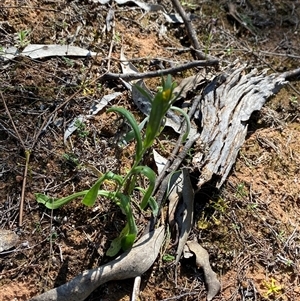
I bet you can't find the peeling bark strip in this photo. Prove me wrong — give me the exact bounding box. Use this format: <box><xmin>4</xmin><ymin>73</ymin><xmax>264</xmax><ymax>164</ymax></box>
<box><xmin>29</xmin><ymin>226</ymin><xmax>165</xmax><ymax>301</ymax></box>
<box><xmin>185</xmin><ymin>241</ymin><xmax>221</xmax><ymax>301</ymax></box>
<box><xmin>192</xmin><ymin>66</ymin><xmax>287</xmax><ymax>190</ymax></box>
<box><xmin>175</xmin><ymin>169</ymin><xmax>194</xmax><ymax>264</ymax></box>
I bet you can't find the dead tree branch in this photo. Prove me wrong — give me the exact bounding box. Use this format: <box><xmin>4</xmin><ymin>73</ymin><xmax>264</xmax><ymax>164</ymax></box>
<box><xmin>101</xmin><ymin>59</ymin><xmax>219</xmax><ymax>81</ymax></box>
<box><xmin>171</xmin><ymin>0</ymin><xmax>216</xmax><ymax>61</ymax></box>
<box><xmin>29</xmin><ymin>226</ymin><xmax>165</xmax><ymax>301</ymax></box>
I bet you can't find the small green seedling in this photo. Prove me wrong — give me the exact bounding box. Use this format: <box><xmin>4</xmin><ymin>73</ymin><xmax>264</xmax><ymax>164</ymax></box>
<box><xmin>62</xmin><ymin>153</ymin><xmax>80</xmax><ymax>167</ymax></box>
<box><xmin>162</xmin><ymin>254</ymin><xmax>175</xmax><ymax>262</ymax></box>
<box><xmin>74</xmin><ymin>119</ymin><xmax>89</xmax><ymax>138</ymax></box>
<box><xmin>289</xmin><ymin>96</ymin><xmax>298</xmax><ymax>105</ymax></box>
<box><xmin>180</xmin><ymin>0</ymin><xmax>197</xmax><ymax>10</ymax></box>
<box><xmin>263</xmin><ymin>278</ymin><xmax>283</xmax><ymax>298</ymax></box>
<box><xmin>235</xmin><ymin>182</ymin><xmax>248</xmax><ymax>198</ymax></box>
<box><xmin>15</xmin><ymin>29</ymin><xmax>30</xmax><ymax>48</ymax></box>
<box><xmin>36</xmin><ymin>75</ymin><xmax>190</xmax><ymax>256</ymax></box>
<box><xmin>62</xmin><ymin>56</ymin><xmax>75</xmax><ymax>67</ymax></box>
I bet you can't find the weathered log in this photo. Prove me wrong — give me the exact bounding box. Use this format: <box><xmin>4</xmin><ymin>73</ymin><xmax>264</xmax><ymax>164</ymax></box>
<box><xmin>192</xmin><ymin>66</ymin><xmax>287</xmax><ymax>189</ymax></box>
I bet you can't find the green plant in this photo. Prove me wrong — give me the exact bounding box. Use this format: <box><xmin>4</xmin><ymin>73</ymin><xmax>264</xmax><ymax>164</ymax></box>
<box><xmin>113</xmin><ymin>32</ymin><xmax>121</xmax><ymax>43</ymax></box>
<box><xmin>62</xmin><ymin>56</ymin><xmax>75</xmax><ymax>67</ymax></box>
<box><xmin>36</xmin><ymin>75</ymin><xmax>190</xmax><ymax>256</ymax></box>
<box><xmin>263</xmin><ymin>278</ymin><xmax>283</xmax><ymax>297</ymax></box>
<box><xmin>15</xmin><ymin>29</ymin><xmax>30</xmax><ymax>48</ymax></box>
<box><xmin>162</xmin><ymin>254</ymin><xmax>175</xmax><ymax>262</ymax></box>
<box><xmin>235</xmin><ymin>182</ymin><xmax>248</xmax><ymax>198</ymax></box>
<box><xmin>180</xmin><ymin>0</ymin><xmax>197</xmax><ymax>9</ymax></box>
<box><xmin>212</xmin><ymin>197</ymin><xmax>228</xmax><ymax>214</ymax></box>
<box><xmin>49</xmin><ymin>231</ymin><xmax>58</xmax><ymax>242</ymax></box>
<box><xmin>289</xmin><ymin>96</ymin><xmax>298</xmax><ymax>105</ymax></box>
<box><xmin>79</xmin><ymin>79</ymin><xmax>95</xmax><ymax>96</ymax></box>
<box><xmin>204</xmin><ymin>32</ymin><xmax>213</xmax><ymax>57</ymax></box>
<box><xmin>197</xmin><ymin>197</ymin><xmax>228</xmax><ymax>230</ymax></box>
<box><xmin>247</xmin><ymin>202</ymin><xmax>258</xmax><ymax>210</ymax></box>
<box><xmin>226</xmin><ymin>46</ymin><xmax>233</xmax><ymax>56</ymax></box>
<box><xmin>62</xmin><ymin>153</ymin><xmax>80</xmax><ymax>167</ymax></box>
<box><xmin>74</xmin><ymin>119</ymin><xmax>89</xmax><ymax>138</ymax></box>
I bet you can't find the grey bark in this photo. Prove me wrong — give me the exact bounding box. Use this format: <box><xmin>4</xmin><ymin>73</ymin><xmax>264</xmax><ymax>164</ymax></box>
<box><xmin>29</xmin><ymin>226</ymin><xmax>165</xmax><ymax>301</ymax></box>
<box><xmin>192</xmin><ymin>66</ymin><xmax>287</xmax><ymax>190</ymax></box>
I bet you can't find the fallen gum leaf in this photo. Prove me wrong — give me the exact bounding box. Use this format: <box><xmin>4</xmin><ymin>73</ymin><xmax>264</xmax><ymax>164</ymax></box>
<box><xmin>185</xmin><ymin>241</ymin><xmax>221</xmax><ymax>301</ymax></box>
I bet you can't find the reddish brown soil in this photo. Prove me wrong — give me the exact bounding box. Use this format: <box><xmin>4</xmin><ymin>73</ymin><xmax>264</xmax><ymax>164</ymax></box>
<box><xmin>0</xmin><ymin>0</ymin><xmax>299</xmax><ymax>300</ymax></box>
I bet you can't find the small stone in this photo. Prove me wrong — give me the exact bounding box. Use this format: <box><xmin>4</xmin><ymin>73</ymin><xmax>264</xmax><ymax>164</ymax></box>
<box><xmin>0</xmin><ymin>230</ymin><xmax>19</xmax><ymax>252</ymax></box>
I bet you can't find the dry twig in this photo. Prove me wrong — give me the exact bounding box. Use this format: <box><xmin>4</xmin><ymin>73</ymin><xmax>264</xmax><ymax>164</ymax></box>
<box><xmin>171</xmin><ymin>0</ymin><xmax>217</xmax><ymax>61</ymax></box>
<box><xmin>101</xmin><ymin>59</ymin><xmax>219</xmax><ymax>81</ymax></box>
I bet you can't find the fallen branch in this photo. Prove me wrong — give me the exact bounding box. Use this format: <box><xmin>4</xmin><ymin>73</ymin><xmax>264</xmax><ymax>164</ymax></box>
<box><xmin>171</xmin><ymin>0</ymin><xmax>209</xmax><ymax>60</ymax></box>
<box><xmin>153</xmin><ymin>92</ymin><xmax>202</xmax><ymax>194</ymax></box>
<box><xmin>29</xmin><ymin>226</ymin><xmax>165</xmax><ymax>301</ymax></box>
<box><xmin>281</xmin><ymin>67</ymin><xmax>300</xmax><ymax>81</ymax></box>
<box><xmin>192</xmin><ymin>66</ymin><xmax>289</xmax><ymax>190</ymax></box>
<box><xmin>101</xmin><ymin>60</ymin><xmax>219</xmax><ymax>81</ymax></box>
<box><xmin>150</xmin><ymin>132</ymin><xmax>200</xmax><ymax>230</ymax></box>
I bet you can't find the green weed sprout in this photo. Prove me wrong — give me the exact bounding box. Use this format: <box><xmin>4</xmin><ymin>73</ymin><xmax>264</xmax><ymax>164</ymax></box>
<box><xmin>263</xmin><ymin>278</ymin><xmax>283</xmax><ymax>298</ymax></box>
<box><xmin>35</xmin><ymin>75</ymin><xmax>190</xmax><ymax>256</ymax></box>
<box><xmin>15</xmin><ymin>29</ymin><xmax>30</xmax><ymax>48</ymax></box>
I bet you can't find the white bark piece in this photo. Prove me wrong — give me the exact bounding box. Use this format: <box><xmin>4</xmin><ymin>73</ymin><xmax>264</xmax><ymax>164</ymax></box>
<box><xmin>29</xmin><ymin>226</ymin><xmax>165</xmax><ymax>301</ymax></box>
<box><xmin>152</xmin><ymin>149</ymin><xmax>168</xmax><ymax>175</ymax></box>
<box><xmin>63</xmin><ymin>115</ymin><xmax>86</xmax><ymax>144</ymax></box>
<box><xmin>89</xmin><ymin>92</ymin><xmax>122</xmax><ymax>115</ymax></box>
<box><xmin>167</xmin><ymin>169</ymin><xmax>194</xmax><ymax>264</ymax></box>
<box><xmin>22</xmin><ymin>44</ymin><xmax>97</xmax><ymax>59</ymax></box>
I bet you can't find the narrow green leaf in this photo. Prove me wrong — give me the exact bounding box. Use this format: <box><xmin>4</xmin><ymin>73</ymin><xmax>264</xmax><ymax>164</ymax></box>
<box><xmin>106</xmin><ymin>171</ymin><xmax>124</xmax><ymax>186</ymax></box>
<box><xmin>135</xmin><ymin>187</ymin><xmax>158</xmax><ymax>216</ymax></box>
<box><xmin>131</xmin><ymin>166</ymin><xmax>156</xmax><ymax>209</ymax></box>
<box><xmin>133</xmin><ymin>84</ymin><xmax>153</xmax><ymax>103</ymax></box>
<box><xmin>107</xmin><ymin>107</ymin><xmax>143</xmax><ymax>162</ymax></box>
<box><xmin>35</xmin><ymin>193</ymin><xmax>54</xmax><ymax>207</ymax></box>
<box><xmin>82</xmin><ymin>178</ymin><xmax>102</xmax><ymax>207</ymax></box>
<box><xmin>106</xmin><ymin>223</ymin><xmax>129</xmax><ymax>257</ymax></box>
<box><xmin>117</xmin><ymin>194</ymin><xmax>137</xmax><ymax>236</ymax></box>
<box><xmin>121</xmin><ymin>233</ymin><xmax>136</xmax><ymax>251</ymax></box>
<box><xmin>170</xmin><ymin>106</ymin><xmax>191</xmax><ymax>142</ymax></box>
<box><xmin>82</xmin><ymin>171</ymin><xmax>124</xmax><ymax>207</ymax></box>
<box><xmin>36</xmin><ymin>171</ymin><xmax>125</xmax><ymax>209</ymax></box>
<box><xmin>148</xmin><ymin>196</ymin><xmax>159</xmax><ymax>216</ymax></box>
<box><xmin>163</xmin><ymin>254</ymin><xmax>175</xmax><ymax>262</ymax></box>
<box><xmin>35</xmin><ymin>191</ymin><xmax>88</xmax><ymax>209</ymax></box>
<box><xmin>124</xmin><ymin>116</ymin><xmax>148</xmax><ymax>143</ymax></box>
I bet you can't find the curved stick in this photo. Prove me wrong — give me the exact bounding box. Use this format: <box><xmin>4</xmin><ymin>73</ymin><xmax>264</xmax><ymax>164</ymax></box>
<box><xmin>29</xmin><ymin>226</ymin><xmax>165</xmax><ymax>301</ymax></box>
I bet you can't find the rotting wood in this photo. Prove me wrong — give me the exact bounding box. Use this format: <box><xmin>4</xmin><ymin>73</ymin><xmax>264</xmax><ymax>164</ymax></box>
<box><xmin>29</xmin><ymin>226</ymin><xmax>164</xmax><ymax>301</ymax></box>
<box><xmin>192</xmin><ymin>65</ymin><xmax>288</xmax><ymax>190</ymax></box>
